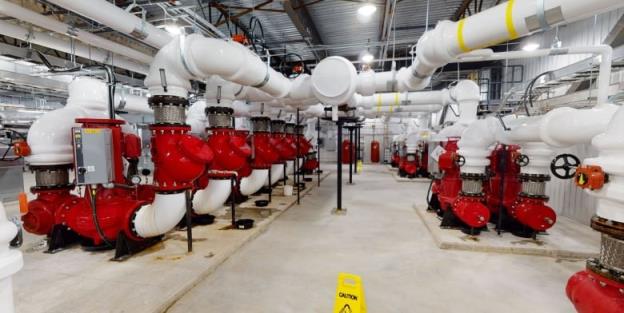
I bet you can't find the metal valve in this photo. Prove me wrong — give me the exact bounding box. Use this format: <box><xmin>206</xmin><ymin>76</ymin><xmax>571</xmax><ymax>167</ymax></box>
<box><xmin>515</xmin><ymin>154</ymin><xmax>530</xmax><ymax>167</ymax></box>
<box><xmin>550</xmin><ymin>153</ymin><xmax>580</xmax><ymax>179</ymax></box>
<box><xmin>455</xmin><ymin>155</ymin><xmax>466</xmax><ymax>167</ymax></box>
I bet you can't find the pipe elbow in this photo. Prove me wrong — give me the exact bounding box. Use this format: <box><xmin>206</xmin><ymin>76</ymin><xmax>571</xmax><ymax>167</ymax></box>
<box><xmin>192</xmin><ymin>179</ymin><xmax>232</xmax><ymax>214</ymax></box>
<box><xmin>133</xmin><ymin>193</ymin><xmax>186</xmax><ymax>238</ymax></box>
<box><xmin>145</xmin><ymin>37</ymin><xmax>193</xmax><ymax>97</ymax></box>
<box><xmin>240</xmin><ymin>169</ymin><xmax>269</xmax><ymax>196</ymax></box>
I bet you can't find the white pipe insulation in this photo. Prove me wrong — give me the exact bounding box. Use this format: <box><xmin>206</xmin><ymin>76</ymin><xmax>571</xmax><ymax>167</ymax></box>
<box><xmin>583</xmin><ymin>107</ymin><xmax>624</xmax><ymax>223</ymax></box>
<box><xmin>133</xmin><ymin>193</ymin><xmax>186</xmax><ymax>238</ymax></box>
<box><xmin>192</xmin><ymin>179</ymin><xmax>232</xmax><ymax>214</ymax></box>
<box><xmin>26</xmin><ymin>77</ymin><xmax>126</xmax><ymax>166</ymax></box>
<box><xmin>266</xmin><ymin>164</ymin><xmax>285</xmax><ymax>186</ymax></box>
<box><xmin>357</xmin><ymin>0</ymin><xmax>624</xmax><ymax>93</ymax></box>
<box><xmin>47</xmin><ymin>0</ymin><xmax>172</xmax><ymax>49</ymax></box>
<box><xmin>0</xmin><ymin>19</ymin><xmax>148</xmax><ymax>74</ymax></box>
<box><xmin>0</xmin><ymin>0</ymin><xmax>153</xmax><ymax>64</ymax></box>
<box><xmin>240</xmin><ymin>169</ymin><xmax>270</xmax><ymax>196</ymax></box>
<box><xmin>145</xmin><ymin>35</ymin><xmax>292</xmax><ymax>99</ymax></box>
<box><xmin>0</xmin><ymin>202</ymin><xmax>22</xmax><ymax>313</ymax></box>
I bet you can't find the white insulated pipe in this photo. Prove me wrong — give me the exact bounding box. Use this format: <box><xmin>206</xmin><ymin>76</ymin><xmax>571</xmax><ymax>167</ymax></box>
<box><xmin>266</xmin><ymin>164</ymin><xmax>285</xmax><ymax>186</ymax></box>
<box><xmin>26</xmin><ymin>77</ymin><xmax>121</xmax><ymax>166</ymax></box>
<box><xmin>145</xmin><ymin>35</ymin><xmax>292</xmax><ymax>99</ymax></box>
<box><xmin>0</xmin><ymin>202</ymin><xmax>22</xmax><ymax>313</ymax></box>
<box><xmin>192</xmin><ymin>179</ymin><xmax>232</xmax><ymax>214</ymax></box>
<box><xmin>47</xmin><ymin>0</ymin><xmax>172</xmax><ymax>49</ymax></box>
<box><xmin>133</xmin><ymin>193</ymin><xmax>186</xmax><ymax>238</ymax></box>
<box><xmin>240</xmin><ymin>169</ymin><xmax>269</xmax><ymax>196</ymax></box>
<box><xmin>0</xmin><ymin>19</ymin><xmax>148</xmax><ymax>74</ymax></box>
<box><xmin>583</xmin><ymin>107</ymin><xmax>624</xmax><ymax>223</ymax></box>
<box><xmin>0</xmin><ymin>0</ymin><xmax>153</xmax><ymax>64</ymax></box>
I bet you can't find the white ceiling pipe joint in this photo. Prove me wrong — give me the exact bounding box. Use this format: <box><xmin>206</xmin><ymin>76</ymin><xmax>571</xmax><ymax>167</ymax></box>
<box><xmin>583</xmin><ymin>107</ymin><xmax>624</xmax><ymax>223</ymax></box>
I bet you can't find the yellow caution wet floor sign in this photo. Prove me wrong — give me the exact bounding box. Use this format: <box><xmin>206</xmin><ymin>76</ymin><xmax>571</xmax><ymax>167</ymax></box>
<box><xmin>333</xmin><ymin>273</ymin><xmax>366</xmax><ymax>313</ymax></box>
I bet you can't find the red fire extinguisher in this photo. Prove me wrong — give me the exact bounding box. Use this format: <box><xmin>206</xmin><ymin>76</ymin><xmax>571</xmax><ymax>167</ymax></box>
<box><xmin>370</xmin><ymin>140</ymin><xmax>380</xmax><ymax>163</ymax></box>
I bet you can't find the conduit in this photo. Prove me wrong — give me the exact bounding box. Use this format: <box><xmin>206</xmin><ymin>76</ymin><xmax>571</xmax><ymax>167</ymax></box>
<box><xmin>0</xmin><ymin>0</ymin><xmax>153</xmax><ymax>64</ymax></box>
<box><xmin>0</xmin><ymin>19</ymin><xmax>148</xmax><ymax>74</ymax></box>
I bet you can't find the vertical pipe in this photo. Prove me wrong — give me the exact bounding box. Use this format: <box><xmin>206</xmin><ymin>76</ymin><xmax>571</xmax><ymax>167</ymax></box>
<box><xmin>268</xmin><ymin>167</ymin><xmax>272</xmax><ymax>202</ymax></box>
<box><xmin>230</xmin><ymin>176</ymin><xmax>236</xmax><ymax>226</ymax></box>
<box><xmin>356</xmin><ymin>126</ymin><xmax>361</xmax><ymax>173</ymax></box>
<box><xmin>296</xmin><ymin>109</ymin><xmax>301</xmax><ymax>205</ymax></box>
<box><xmin>317</xmin><ymin>117</ymin><xmax>321</xmax><ymax>187</ymax></box>
<box><xmin>496</xmin><ymin>145</ymin><xmax>507</xmax><ymax>236</ymax></box>
<box><xmin>184</xmin><ymin>190</ymin><xmax>193</xmax><ymax>252</ymax></box>
<box><xmin>337</xmin><ymin>121</ymin><xmax>343</xmax><ymax>210</ymax></box>
<box><xmin>349</xmin><ymin>127</ymin><xmax>353</xmax><ymax>184</ymax></box>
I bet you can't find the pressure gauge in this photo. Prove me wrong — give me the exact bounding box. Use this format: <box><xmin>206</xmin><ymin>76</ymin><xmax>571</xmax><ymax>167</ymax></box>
<box><xmin>130</xmin><ymin>175</ymin><xmax>142</xmax><ymax>185</ymax></box>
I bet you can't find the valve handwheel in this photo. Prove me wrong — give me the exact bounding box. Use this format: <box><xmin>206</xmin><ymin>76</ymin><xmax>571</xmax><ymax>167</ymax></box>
<box><xmin>455</xmin><ymin>155</ymin><xmax>466</xmax><ymax>167</ymax></box>
<box><xmin>550</xmin><ymin>154</ymin><xmax>581</xmax><ymax>179</ymax></box>
<box><xmin>515</xmin><ymin>154</ymin><xmax>530</xmax><ymax>167</ymax></box>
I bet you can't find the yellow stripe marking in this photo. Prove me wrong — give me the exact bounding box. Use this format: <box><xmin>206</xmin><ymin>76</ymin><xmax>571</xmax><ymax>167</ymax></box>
<box><xmin>457</xmin><ymin>19</ymin><xmax>469</xmax><ymax>53</ymax></box>
<box><xmin>505</xmin><ymin>0</ymin><xmax>518</xmax><ymax>39</ymax></box>
<box><xmin>376</xmin><ymin>95</ymin><xmax>382</xmax><ymax>113</ymax></box>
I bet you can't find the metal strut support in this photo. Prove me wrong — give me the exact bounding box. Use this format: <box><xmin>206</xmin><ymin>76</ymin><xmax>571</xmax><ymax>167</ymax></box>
<box><xmin>336</xmin><ymin>121</ymin><xmax>344</xmax><ymax>211</ymax></box>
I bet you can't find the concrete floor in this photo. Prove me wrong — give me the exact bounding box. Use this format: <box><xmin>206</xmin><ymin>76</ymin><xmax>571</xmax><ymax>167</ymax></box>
<box><xmin>167</xmin><ymin>164</ymin><xmax>583</xmax><ymax>313</ymax></box>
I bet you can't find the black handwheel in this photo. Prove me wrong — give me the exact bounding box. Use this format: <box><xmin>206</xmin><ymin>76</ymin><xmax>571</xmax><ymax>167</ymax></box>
<box><xmin>550</xmin><ymin>154</ymin><xmax>581</xmax><ymax>179</ymax></box>
<box><xmin>455</xmin><ymin>155</ymin><xmax>466</xmax><ymax>167</ymax></box>
<box><xmin>515</xmin><ymin>154</ymin><xmax>530</xmax><ymax>167</ymax></box>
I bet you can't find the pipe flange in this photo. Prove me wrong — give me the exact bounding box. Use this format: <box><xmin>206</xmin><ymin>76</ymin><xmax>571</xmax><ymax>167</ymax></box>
<box><xmin>285</xmin><ymin>123</ymin><xmax>296</xmax><ymax>134</ymax></box>
<box><xmin>205</xmin><ymin>106</ymin><xmax>234</xmax><ymax>116</ymax></box>
<box><xmin>271</xmin><ymin>120</ymin><xmax>286</xmax><ymax>133</ymax></box>
<box><xmin>518</xmin><ymin>192</ymin><xmax>549</xmax><ymax>200</ymax></box>
<box><xmin>148</xmin><ymin>95</ymin><xmax>189</xmax><ymax>108</ymax></box>
<box><xmin>519</xmin><ymin>173</ymin><xmax>551</xmax><ymax>182</ymax></box>
<box><xmin>459</xmin><ymin>173</ymin><xmax>487</xmax><ymax>181</ymax></box>
<box><xmin>30</xmin><ymin>184</ymin><xmax>75</xmax><ymax>192</ymax></box>
<box><xmin>586</xmin><ymin>258</ymin><xmax>624</xmax><ymax>285</ymax></box>
<box><xmin>591</xmin><ymin>216</ymin><xmax>624</xmax><ymax>240</ymax></box>
<box><xmin>459</xmin><ymin>191</ymin><xmax>484</xmax><ymax>197</ymax></box>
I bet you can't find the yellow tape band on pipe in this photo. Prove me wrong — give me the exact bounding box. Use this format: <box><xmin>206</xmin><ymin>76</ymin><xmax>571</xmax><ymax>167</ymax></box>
<box><xmin>376</xmin><ymin>95</ymin><xmax>382</xmax><ymax>113</ymax></box>
<box><xmin>457</xmin><ymin>19</ymin><xmax>469</xmax><ymax>53</ymax></box>
<box><xmin>505</xmin><ymin>0</ymin><xmax>519</xmax><ymax>39</ymax></box>
<box><xmin>394</xmin><ymin>93</ymin><xmax>400</xmax><ymax>107</ymax></box>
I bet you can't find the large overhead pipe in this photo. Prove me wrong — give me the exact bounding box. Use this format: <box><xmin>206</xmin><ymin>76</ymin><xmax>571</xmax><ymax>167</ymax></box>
<box><xmin>47</xmin><ymin>0</ymin><xmax>172</xmax><ymax>48</ymax></box>
<box><xmin>0</xmin><ymin>19</ymin><xmax>148</xmax><ymax>74</ymax></box>
<box><xmin>0</xmin><ymin>0</ymin><xmax>153</xmax><ymax>64</ymax></box>
<box><xmin>359</xmin><ymin>0</ymin><xmax>624</xmax><ymax>93</ymax></box>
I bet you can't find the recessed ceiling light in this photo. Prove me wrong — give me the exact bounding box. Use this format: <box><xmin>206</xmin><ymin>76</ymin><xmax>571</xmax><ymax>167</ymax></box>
<box><xmin>522</xmin><ymin>42</ymin><xmax>540</xmax><ymax>51</ymax></box>
<box><xmin>358</xmin><ymin>4</ymin><xmax>377</xmax><ymax>17</ymax></box>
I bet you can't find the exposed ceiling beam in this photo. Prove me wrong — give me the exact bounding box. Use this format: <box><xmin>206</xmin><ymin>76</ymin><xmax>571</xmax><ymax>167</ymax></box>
<box><xmin>283</xmin><ymin>0</ymin><xmax>326</xmax><ymax>60</ymax></box>
<box><xmin>213</xmin><ymin>0</ymin><xmax>274</xmax><ymax>26</ymax></box>
<box><xmin>603</xmin><ymin>13</ymin><xmax>624</xmax><ymax>47</ymax></box>
<box><xmin>210</xmin><ymin>2</ymin><xmax>254</xmax><ymax>38</ymax></box>
<box><xmin>451</xmin><ymin>0</ymin><xmax>474</xmax><ymax>21</ymax></box>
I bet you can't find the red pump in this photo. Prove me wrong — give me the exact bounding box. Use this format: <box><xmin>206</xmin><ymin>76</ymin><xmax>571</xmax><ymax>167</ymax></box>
<box><xmin>203</xmin><ymin>107</ymin><xmax>252</xmax><ymax>178</ymax></box>
<box><xmin>250</xmin><ymin>116</ymin><xmax>280</xmax><ymax>169</ymax></box>
<box><xmin>485</xmin><ymin>145</ymin><xmax>556</xmax><ymax>237</ymax></box>
<box><xmin>271</xmin><ymin>120</ymin><xmax>297</xmax><ymax>162</ymax></box>
<box><xmin>23</xmin><ymin>119</ymin><xmax>155</xmax><ymax>248</ymax></box>
<box><xmin>428</xmin><ymin>139</ymin><xmax>489</xmax><ymax>234</ymax></box>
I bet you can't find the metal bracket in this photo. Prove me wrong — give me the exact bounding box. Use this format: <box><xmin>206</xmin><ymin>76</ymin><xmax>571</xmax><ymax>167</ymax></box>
<box><xmin>536</xmin><ymin>0</ymin><xmax>550</xmax><ymax>32</ymax></box>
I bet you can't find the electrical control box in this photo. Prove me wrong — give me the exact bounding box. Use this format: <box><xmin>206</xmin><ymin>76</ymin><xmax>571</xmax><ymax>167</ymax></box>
<box><xmin>72</xmin><ymin>127</ymin><xmax>114</xmax><ymax>185</ymax></box>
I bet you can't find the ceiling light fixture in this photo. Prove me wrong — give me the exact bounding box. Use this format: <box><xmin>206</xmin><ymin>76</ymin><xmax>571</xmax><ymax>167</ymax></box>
<box><xmin>522</xmin><ymin>42</ymin><xmax>540</xmax><ymax>51</ymax></box>
<box><xmin>361</xmin><ymin>52</ymin><xmax>374</xmax><ymax>64</ymax></box>
<box><xmin>358</xmin><ymin>3</ymin><xmax>377</xmax><ymax>17</ymax></box>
